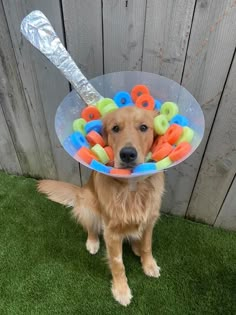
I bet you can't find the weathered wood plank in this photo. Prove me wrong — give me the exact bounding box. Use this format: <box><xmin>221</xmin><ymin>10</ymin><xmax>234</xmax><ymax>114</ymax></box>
<box><xmin>0</xmin><ymin>106</ymin><xmax>22</xmax><ymax>174</ymax></box>
<box><xmin>0</xmin><ymin>1</ymin><xmax>43</xmax><ymax>177</ymax></box>
<box><xmin>142</xmin><ymin>0</ymin><xmax>195</xmax><ymax>82</ymax></box>
<box><xmin>186</xmin><ymin>51</ymin><xmax>236</xmax><ymax>224</ymax></box>
<box><xmin>2</xmin><ymin>0</ymin><xmax>81</xmax><ymax>184</ymax></box>
<box><xmin>62</xmin><ymin>0</ymin><xmax>104</xmax><ymax>184</ymax></box>
<box><xmin>162</xmin><ymin>0</ymin><xmax>236</xmax><ymax>216</ymax></box>
<box><xmin>214</xmin><ymin>176</ymin><xmax>236</xmax><ymax>231</ymax></box>
<box><xmin>62</xmin><ymin>0</ymin><xmax>103</xmax><ymax>79</ymax></box>
<box><xmin>103</xmin><ymin>0</ymin><xmax>146</xmax><ymax>73</ymax></box>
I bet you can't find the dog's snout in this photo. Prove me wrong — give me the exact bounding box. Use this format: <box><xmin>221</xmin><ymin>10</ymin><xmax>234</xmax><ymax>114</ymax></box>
<box><xmin>120</xmin><ymin>147</ymin><xmax>137</xmax><ymax>163</ymax></box>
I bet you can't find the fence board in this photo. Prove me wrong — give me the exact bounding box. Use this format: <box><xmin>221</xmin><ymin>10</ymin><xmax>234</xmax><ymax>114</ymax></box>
<box><xmin>142</xmin><ymin>0</ymin><xmax>195</xmax><ymax>82</ymax></box>
<box><xmin>214</xmin><ymin>176</ymin><xmax>236</xmax><ymax>231</ymax></box>
<box><xmin>62</xmin><ymin>0</ymin><xmax>104</xmax><ymax>184</ymax></box>
<box><xmin>0</xmin><ymin>1</ymin><xmax>44</xmax><ymax>177</ymax></box>
<box><xmin>62</xmin><ymin>0</ymin><xmax>103</xmax><ymax>79</ymax></box>
<box><xmin>0</xmin><ymin>106</ymin><xmax>21</xmax><ymax>174</ymax></box>
<box><xmin>186</xmin><ymin>51</ymin><xmax>236</xmax><ymax>224</ymax></box>
<box><xmin>2</xmin><ymin>0</ymin><xmax>81</xmax><ymax>184</ymax></box>
<box><xmin>103</xmin><ymin>0</ymin><xmax>146</xmax><ymax>73</ymax></box>
<box><xmin>162</xmin><ymin>0</ymin><xmax>236</xmax><ymax>216</ymax></box>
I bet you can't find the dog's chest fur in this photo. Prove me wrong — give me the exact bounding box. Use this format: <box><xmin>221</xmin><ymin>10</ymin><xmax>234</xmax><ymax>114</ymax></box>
<box><xmin>93</xmin><ymin>172</ymin><xmax>164</xmax><ymax>235</ymax></box>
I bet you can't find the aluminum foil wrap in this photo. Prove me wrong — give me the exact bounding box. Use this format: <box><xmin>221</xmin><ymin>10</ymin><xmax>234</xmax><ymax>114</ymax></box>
<box><xmin>21</xmin><ymin>10</ymin><xmax>102</xmax><ymax>105</ymax></box>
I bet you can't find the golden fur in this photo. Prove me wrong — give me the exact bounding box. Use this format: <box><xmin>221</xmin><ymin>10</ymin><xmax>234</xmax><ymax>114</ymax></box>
<box><xmin>38</xmin><ymin>106</ymin><xmax>164</xmax><ymax>306</ymax></box>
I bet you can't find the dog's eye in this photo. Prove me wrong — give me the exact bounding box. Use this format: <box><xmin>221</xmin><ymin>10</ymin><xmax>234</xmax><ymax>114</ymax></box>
<box><xmin>139</xmin><ymin>124</ymin><xmax>148</xmax><ymax>132</ymax></box>
<box><xmin>112</xmin><ymin>125</ymin><xmax>120</xmax><ymax>133</ymax></box>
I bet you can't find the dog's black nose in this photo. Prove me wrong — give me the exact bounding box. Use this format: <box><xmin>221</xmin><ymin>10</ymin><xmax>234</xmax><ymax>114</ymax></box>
<box><xmin>120</xmin><ymin>147</ymin><xmax>137</xmax><ymax>163</ymax></box>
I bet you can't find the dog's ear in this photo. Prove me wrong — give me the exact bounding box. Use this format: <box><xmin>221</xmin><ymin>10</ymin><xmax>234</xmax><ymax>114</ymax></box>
<box><xmin>152</xmin><ymin>109</ymin><xmax>160</xmax><ymax>118</ymax></box>
<box><xmin>102</xmin><ymin>126</ymin><xmax>108</xmax><ymax>145</ymax></box>
<box><xmin>102</xmin><ymin>115</ymin><xmax>109</xmax><ymax>145</ymax></box>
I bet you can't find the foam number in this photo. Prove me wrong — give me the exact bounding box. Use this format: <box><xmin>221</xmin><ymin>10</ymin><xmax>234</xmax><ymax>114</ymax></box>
<box><xmin>133</xmin><ymin>163</ymin><xmax>157</xmax><ymax>173</ymax></box>
<box><xmin>90</xmin><ymin>160</ymin><xmax>112</xmax><ymax>173</ymax></box>
<box><xmin>154</xmin><ymin>99</ymin><xmax>162</xmax><ymax>111</ymax></box>
<box><xmin>91</xmin><ymin>144</ymin><xmax>110</xmax><ymax>164</ymax></box>
<box><xmin>154</xmin><ymin>115</ymin><xmax>169</xmax><ymax>135</ymax></box>
<box><xmin>86</xmin><ymin>131</ymin><xmax>105</xmax><ymax>147</ymax></box>
<box><xmin>160</xmin><ymin>102</ymin><xmax>179</xmax><ymax>121</ymax></box>
<box><xmin>110</xmin><ymin>168</ymin><xmax>131</xmax><ymax>175</ymax></box>
<box><xmin>73</xmin><ymin>118</ymin><xmax>86</xmax><ymax>135</ymax></box>
<box><xmin>156</xmin><ymin>157</ymin><xmax>172</xmax><ymax>170</ymax></box>
<box><xmin>152</xmin><ymin>143</ymin><xmax>173</xmax><ymax>161</ymax></box>
<box><xmin>113</xmin><ymin>91</ymin><xmax>133</xmax><ymax>107</ymax></box>
<box><xmin>84</xmin><ymin>120</ymin><xmax>103</xmax><ymax>134</ymax></box>
<box><xmin>96</xmin><ymin>98</ymin><xmax>118</xmax><ymax>116</ymax></box>
<box><xmin>131</xmin><ymin>85</ymin><xmax>150</xmax><ymax>102</ymax></box>
<box><xmin>175</xmin><ymin>126</ymin><xmax>194</xmax><ymax>145</ymax></box>
<box><xmin>81</xmin><ymin>106</ymin><xmax>101</xmax><ymax>122</ymax></box>
<box><xmin>165</xmin><ymin>124</ymin><xmax>183</xmax><ymax>145</ymax></box>
<box><xmin>169</xmin><ymin>142</ymin><xmax>192</xmax><ymax>161</ymax></box>
<box><xmin>170</xmin><ymin>114</ymin><xmax>189</xmax><ymax>127</ymax></box>
<box><xmin>76</xmin><ymin>147</ymin><xmax>98</xmax><ymax>164</ymax></box>
<box><xmin>69</xmin><ymin>132</ymin><xmax>89</xmax><ymax>150</ymax></box>
<box><xmin>135</xmin><ymin>94</ymin><xmax>155</xmax><ymax>110</ymax></box>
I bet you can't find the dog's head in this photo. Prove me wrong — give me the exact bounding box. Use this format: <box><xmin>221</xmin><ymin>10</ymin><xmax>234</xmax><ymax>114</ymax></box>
<box><xmin>102</xmin><ymin>106</ymin><xmax>156</xmax><ymax>169</ymax></box>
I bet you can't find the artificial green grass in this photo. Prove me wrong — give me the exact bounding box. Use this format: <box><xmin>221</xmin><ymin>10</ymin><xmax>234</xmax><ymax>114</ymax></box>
<box><xmin>0</xmin><ymin>171</ymin><xmax>235</xmax><ymax>315</ymax></box>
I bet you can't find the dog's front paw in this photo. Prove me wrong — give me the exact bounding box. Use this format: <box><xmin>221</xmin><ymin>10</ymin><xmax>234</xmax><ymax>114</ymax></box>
<box><xmin>86</xmin><ymin>238</ymin><xmax>100</xmax><ymax>255</ymax></box>
<box><xmin>142</xmin><ymin>258</ymin><xmax>161</xmax><ymax>278</ymax></box>
<box><xmin>112</xmin><ymin>282</ymin><xmax>132</xmax><ymax>306</ymax></box>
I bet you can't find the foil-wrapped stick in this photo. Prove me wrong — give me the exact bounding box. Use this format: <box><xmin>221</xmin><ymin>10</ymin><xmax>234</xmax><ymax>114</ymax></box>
<box><xmin>21</xmin><ymin>10</ymin><xmax>103</xmax><ymax>105</ymax></box>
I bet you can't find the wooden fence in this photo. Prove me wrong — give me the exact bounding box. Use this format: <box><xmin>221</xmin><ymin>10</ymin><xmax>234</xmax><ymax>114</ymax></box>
<box><xmin>0</xmin><ymin>0</ymin><xmax>235</xmax><ymax>230</ymax></box>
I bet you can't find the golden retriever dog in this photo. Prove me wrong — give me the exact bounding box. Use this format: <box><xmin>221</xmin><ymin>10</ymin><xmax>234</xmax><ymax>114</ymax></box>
<box><xmin>38</xmin><ymin>106</ymin><xmax>164</xmax><ymax>306</ymax></box>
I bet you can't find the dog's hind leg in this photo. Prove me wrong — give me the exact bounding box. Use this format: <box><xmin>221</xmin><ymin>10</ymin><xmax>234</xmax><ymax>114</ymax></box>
<box><xmin>86</xmin><ymin>225</ymin><xmax>100</xmax><ymax>255</ymax></box>
<box><xmin>75</xmin><ymin>207</ymin><xmax>101</xmax><ymax>255</ymax></box>
<box><xmin>72</xmin><ymin>187</ymin><xmax>102</xmax><ymax>255</ymax></box>
<box><xmin>38</xmin><ymin>179</ymin><xmax>102</xmax><ymax>255</ymax></box>
<box><xmin>131</xmin><ymin>239</ymin><xmax>141</xmax><ymax>257</ymax></box>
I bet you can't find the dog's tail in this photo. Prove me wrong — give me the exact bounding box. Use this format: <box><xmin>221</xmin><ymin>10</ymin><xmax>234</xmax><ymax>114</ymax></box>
<box><xmin>37</xmin><ymin>180</ymin><xmax>79</xmax><ymax>207</ymax></box>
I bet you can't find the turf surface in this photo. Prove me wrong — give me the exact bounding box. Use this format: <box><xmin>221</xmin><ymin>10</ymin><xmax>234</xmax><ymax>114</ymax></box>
<box><xmin>0</xmin><ymin>171</ymin><xmax>236</xmax><ymax>314</ymax></box>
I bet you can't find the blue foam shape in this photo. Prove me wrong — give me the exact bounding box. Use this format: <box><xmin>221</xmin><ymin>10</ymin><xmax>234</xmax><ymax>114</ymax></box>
<box><xmin>90</xmin><ymin>159</ymin><xmax>111</xmax><ymax>173</ymax></box>
<box><xmin>154</xmin><ymin>99</ymin><xmax>162</xmax><ymax>110</ymax></box>
<box><xmin>85</xmin><ymin>120</ymin><xmax>103</xmax><ymax>134</ymax></box>
<box><xmin>69</xmin><ymin>132</ymin><xmax>89</xmax><ymax>150</ymax></box>
<box><xmin>170</xmin><ymin>114</ymin><xmax>189</xmax><ymax>127</ymax></box>
<box><xmin>63</xmin><ymin>136</ymin><xmax>78</xmax><ymax>156</ymax></box>
<box><xmin>113</xmin><ymin>91</ymin><xmax>133</xmax><ymax>107</ymax></box>
<box><xmin>133</xmin><ymin>162</ymin><xmax>157</xmax><ymax>173</ymax></box>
